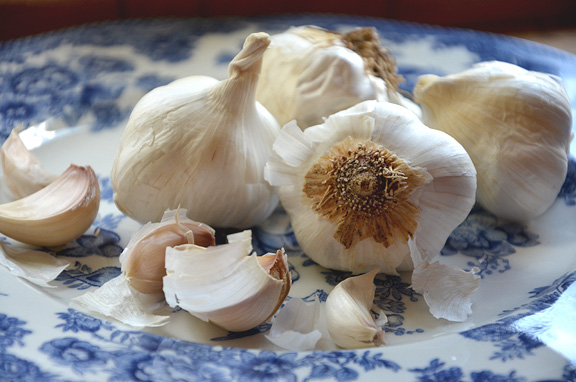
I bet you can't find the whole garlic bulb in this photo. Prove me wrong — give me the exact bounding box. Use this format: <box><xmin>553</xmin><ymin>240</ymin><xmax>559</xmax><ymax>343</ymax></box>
<box><xmin>414</xmin><ymin>61</ymin><xmax>573</xmax><ymax>221</ymax></box>
<box><xmin>111</xmin><ymin>33</ymin><xmax>280</xmax><ymax>228</ymax></box>
<box><xmin>256</xmin><ymin>26</ymin><xmax>420</xmax><ymax>129</ymax></box>
<box><xmin>265</xmin><ymin>100</ymin><xmax>477</xmax><ymax>275</ymax></box>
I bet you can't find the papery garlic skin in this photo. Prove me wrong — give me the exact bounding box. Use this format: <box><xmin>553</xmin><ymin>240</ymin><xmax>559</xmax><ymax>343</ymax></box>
<box><xmin>0</xmin><ymin>164</ymin><xmax>100</xmax><ymax>247</ymax></box>
<box><xmin>121</xmin><ymin>209</ymin><xmax>215</xmax><ymax>295</ymax></box>
<box><xmin>112</xmin><ymin>32</ymin><xmax>280</xmax><ymax>228</ymax></box>
<box><xmin>1</xmin><ymin>128</ymin><xmax>57</xmax><ymax>199</ymax></box>
<box><xmin>256</xmin><ymin>26</ymin><xmax>420</xmax><ymax>130</ymax></box>
<box><xmin>414</xmin><ymin>61</ymin><xmax>573</xmax><ymax>221</ymax></box>
<box><xmin>326</xmin><ymin>269</ymin><xmax>385</xmax><ymax>349</ymax></box>
<box><xmin>163</xmin><ymin>230</ymin><xmax>291</xmax><ymax>332</ymax></box>
<box><xmin>265</xmin><ymin>101</ymin><xmax>476</xmax><ymax>275</ymax></box>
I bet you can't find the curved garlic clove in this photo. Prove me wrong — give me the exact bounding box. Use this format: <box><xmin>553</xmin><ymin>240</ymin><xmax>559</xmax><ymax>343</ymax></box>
<box><xmin>163</xmin><ymin>230</ymin><xmax>291</xmax><ymax>332</ymax></box>
<box><xmin>121</xmin><ymin>209</ymin><xmax>216</xmax><ymax>295</ymax></box>
<box><xmin>0</xmin><ymin>164</ymin><xmax>100</xmax><ymax>247</ymax></box>
<box><xmin>326</xmin><ymin>269</ymin><xmax>385</xmax><ymax>349</ymax></box>
<box><xmin>256</xmin><ymin>26</ymin><xmax>420</xmax><ymax>129</ymax></box>
<box><xmin>413</xmin><ymin>61</ymin><xmax>573</xmax><ymax>221</ymax></box>
<box><xmin>111</xmin><ymin>32</ymin><xmax>280</xmax><ymax>229</ymax></box>
<box><xmin>1</xmin><ymin>128</ymin><xmax>57</xmax><ymax>199</ymax></box>
<box><xmin>265</xmin><ymin>100</ymin><xmax>476</xmax><ymax>275</ymax></box>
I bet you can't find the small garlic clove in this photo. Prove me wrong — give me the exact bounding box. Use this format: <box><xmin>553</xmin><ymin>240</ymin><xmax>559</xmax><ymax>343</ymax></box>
<box><xmin>0</xmin><ymin>127</ymin><xmax>58</xmax><ymax>199</ymax></box>
<box><xmin>325</xmin><ymin>269</ymin><xmax>386</xmax><ymax>349</ymax></box>
<box><xmin>163</xmin><ymin>230</ymin><xmax>291</xmax><ymax>332</ymax></box>
<box><xmin>0</xmin><ymin>164</ymin><xmax>100</xmax><ymax>247</ymax></box>
<box><xmin>121</xmin><ymin>209</ymin><xmax>216</xmax><ymax>295</ymax></box>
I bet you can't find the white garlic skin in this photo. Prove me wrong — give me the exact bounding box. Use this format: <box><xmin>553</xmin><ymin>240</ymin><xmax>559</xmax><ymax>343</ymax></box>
<box><xmin>111</xmin><ymin>33</ymin><xmax>280</xmax><ymax>229</ymax></box>
<box><xmin>414</xmin><ymin>61</ymin><xmax>573</xmax><ymax>221</ymax></box>
<box><xmin>256</xmin><ymin>26</ymin><xmax>420</xmax><ymax>130</ymax></box>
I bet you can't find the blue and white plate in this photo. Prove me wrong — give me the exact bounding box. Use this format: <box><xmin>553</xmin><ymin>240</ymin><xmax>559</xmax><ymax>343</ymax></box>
<box><xmin>1</xmin><ymin>15</ymin><xmax>576</xmax><ymax>382</ymax></box>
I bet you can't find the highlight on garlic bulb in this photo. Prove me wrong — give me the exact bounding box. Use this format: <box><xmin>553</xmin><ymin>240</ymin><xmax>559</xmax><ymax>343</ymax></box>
<box><xmin>111</xmin><ymin>32</ymin><xmax>280</xmax><ymax>229</ymax></box>
<box><xmin>0</xmin><ymin>164</ymin><xmax>100</xmax><ymax>247</ymax></box>
<box><xmin>265</xmin><ymin>100</ymin><xmax>477</xmax><ymax>275</ymax></box>
<box><xmin>325</xmin><ymin>269</ymin><xmax>386</xmax><ymax>349</ymax></box>
<box><xmin>163</xmin><ymin>230</ymin><xmax>291</xmax><ymax>332</ymax></box>
<box><xmin>1</xmin><ymin>128</ymin><xmax>57</xmax><ymax>199</ymax></box>
<box><xmin>414</xmin><ymin>61</ymin><xmax>573</xmax><ymax>221</ymax></box>
<box><xmin>256</xmin><ymin>26</ymin><xmax>421</xmax><ymax>129</ymax></box>
<box><xmin>121</xmin><ymin>209</ymin><xmax>216</xmax><ymax>295</ymax></box>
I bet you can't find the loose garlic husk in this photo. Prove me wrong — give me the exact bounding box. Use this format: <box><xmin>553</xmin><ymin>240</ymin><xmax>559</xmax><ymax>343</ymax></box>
<box><xmin>0</xmin><ymin>164</ymin><xmax>100</xmax><ymax>247</ymax></box>
<box><xmin>121</xmin><ymin>209</ymin><xmax>216</xmax><ymax>295</ymax></box>
<box><xmin>256</xmin><ymin>26</ymin><xmax>421</xmax><ymax>129</ymax></box>
<box><xmin>163</xmin><ymin>230</ymin><xmax>291</xmax><ymax>332</ymax></box>
<box><xmin>414</xmin><ymin>61</ymin><xmax>573</xmax><ymax>221</ymax></box>
<box><xmin>1</xmin><ymin>128</ymin><xmax>57</xmax><ymax>199</ymax></box>
<box><xmin>111</xmin><ymin>32</ymin><xmax>280</xmax><ymax>229</ymax></box>
<box><xmin>326</xmin><ymin>269</ymin><xmax>386</xmax><ymax>349</ymax></box>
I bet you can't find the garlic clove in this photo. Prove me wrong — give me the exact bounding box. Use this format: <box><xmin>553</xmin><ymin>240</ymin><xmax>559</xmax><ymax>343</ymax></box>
<box><xmin>163</xmin><ymin>230</ymin><xmax>291</xmax><ymax>332</ymax></box>
<box><xmin>325</xmin><ymin>269</ymin><xmax>386</xmax><ymax>349</ymax></box>
<box><xmin>121</xmin><ymin>209</ymin><xmax>216</xmax><ymax>295</ymax></box>
<box><xmin>256</xmin><ymin>26</ymin><xmax>421</xmax><ymax>129</ymax></box>
<box><xmin>0</xmin><ymin>164</ymin><xmax>100</xmax><ymax>247</ymax></box>
<box><xmin>111</xmin><ymin>32</ymin><xmax>280</xmax><ymax>229</ymax></box>
<box><xmin>1</xmin><ymin>127</ymin><xmax>58</xmax><ymax>199</ymax></box>
<box><xmin>414</xmin><ymin>61</ymin><xmax>572</xmax><ymax>221</ymax></box>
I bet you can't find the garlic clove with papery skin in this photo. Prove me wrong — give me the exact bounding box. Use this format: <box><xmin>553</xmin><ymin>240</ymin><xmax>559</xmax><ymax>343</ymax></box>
<box><xmin>325</xmin><ymin>269</ymin><xmax>386</xmax><ymax>349</ymax></box>
<box><xmin>1</xmin><ymin>127</ymin><xmax>57</xmax><ymax>199</ymax></box>
<box><xmin>111</xmin><ymin>32</ymin><xmax>280</xmax><ymax>229</ymax></box>
<box><xmin>413</xmin><ymin>61</ymin><xmax>573</xmax><ymax>221</ymax></box>
<box><xmin>163</xmin><ymin>230</ymin><xmax>291</xmax><ymax>332</ymax></box>
<box><xmin>256</xmin><ymin>26</ymin><xmax>421</xmax><ymax>130</ymax></box>
<box><xmin>0</xmin><ymin>164</ymin><xmax>100</xmax><ymax>247</ymax></box>
<box><xmin>121</xmin><ymin>209</ymin><xmax>216</xmax><ymax>295</ymax></box>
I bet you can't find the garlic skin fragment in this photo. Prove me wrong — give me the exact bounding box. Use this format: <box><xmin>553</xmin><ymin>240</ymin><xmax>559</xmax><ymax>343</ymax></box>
<box><xmin>121</xmin><ymin>209</ymin><xmax>216</xmax><ymax>295</ymax></box>
<box><xmin>1</xmin><ymin>128</ymin><xmax>57</xmax><ymax>199</ymax></box>
<box><xmin>325</xmin><ymin>269</ymin><xmax>385</xmax><ymax>349</ymax></box>
<box><xmin>414</xmin><ymin>61</ymin><xmax>573</xmax><ymax>221</ymax></box>
<box><xmin>265</xmin><ymin>100</ymin><xmax>477</xmax><ymax>275</ymax></box>
<box><xmin>111</xmin><ymin>32</ymin><xmax>280</xmax><ymax>229</ymax></box>
<box><xmin>256</xmin><ymin>26</ymin><xmax>420</xmax><ymax>130</ymax></box>
<box><xmin>0</xmin><ymin>164</ymin><xmax>100</xmax><ymax>247</ymax></box>
<box><xmin>163</xmin><ymin>230</ymin><xmax>291</xmax><ymax>332</ymax></box>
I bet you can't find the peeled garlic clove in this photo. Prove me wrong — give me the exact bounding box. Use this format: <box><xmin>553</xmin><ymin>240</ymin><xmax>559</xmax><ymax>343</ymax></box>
<box><xmin>121</xmin><ymin>209</ymin><xmax>216</xmax><ymax>295</ymax></box>
<box><xmin>265</xmin><ymin>100</ymin><xmax>476</xmax><ymax>275</ymax></box>
<box><xmin>0</xmin><ymin>164</ymin><xmax>100</xmax><ymax>247</ymax></box>
<box><xmin>414</xmin><ymin>61</ymin><xmax>573</xmax><ymax>221</ymax></box>
<box><xmin>112</xmin><ymin>32</ymin><xmax>280</xmax><ymax>229</ymax></box>
<box><xmin>1</xmin><ymin>128</ymin><xmax>57</xmax><ymax>199</ymax></box>
<box><xmin>163</xmin><ymin>230</ymin><xmax>291</xmax><ymax>332</ymax></box>
<box><xmin>326</xmin><ymin>269</ymin><xmax>385</xmax><ymax>349</ymax></box>
<box><xmin>256</xmin><ymin>26</ymin><xmax>420</xmax><ymax>129</ymax></box>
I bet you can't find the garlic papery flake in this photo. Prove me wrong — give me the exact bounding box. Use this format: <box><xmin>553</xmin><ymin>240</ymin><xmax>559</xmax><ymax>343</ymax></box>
<box><xmin>0</xmin><ymin>164</ymin><xmax>100</xmax><ymax>247</ymax></box>
<box><xmin>414</xmin><ymin>61</ymin><xmax>573</xmax><ymax>221</ymax></box>
<box><xmin>111</xmin><ymin>32</ymin><xmax>280</xmax><ymax>229</ymax></box>
<box><xmin>1</xmin><ymin>128</ymin><xmax>57</xmax><ymax>199</ymax></box>
<box><xmin>265</xmin><ymin>100</ymin><xmax>476</xmax><ymax>275</ymax></box>
<box><xmin>121</xmin><ymin>208</ymin><xmax>216</xmax><ymax>295</ymax></box>
<box><xmin>256</xmin><ymin>26</ymin><xmax>420</xmax><ymax>129</ymax></box>
<box><xmin>163</xmin><ymin>230</ymin><xmax>291</xmax><ymax>332</ymax></box>
<box><xmin>325</xmin><ymin>269</ymin><xmax>385</xmax><ymax>349</ymax></box>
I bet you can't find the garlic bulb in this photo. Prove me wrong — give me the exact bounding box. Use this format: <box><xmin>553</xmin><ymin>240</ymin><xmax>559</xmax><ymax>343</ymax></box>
<box><xmin>325</xmin><ymin>269</ymin><xmax>385</xmax><ymax>349</ymax></box>
<box><xmin>256</xmin><ymin>26</ymin><xmax>421</xmax><ymax>129</ymax></box>
<box><xmin>265</xmin><ymin>100</ymin><xmax>477</xmax><ymax>275</ymax></box>
<box><xmin>1</xmin><ymin>128</ymin><xmax>57</xmax><ymax>199</ymax></box>
<box><xmin>163</xmin><ymin>230</ymin><xmax>291</xmax><ymax>332</ymax></box>
<box><xmin>414</xmin><ymin>61</ymin><xmax>573</xmax><ymax>221</ymax></box>
<box><xmin>111</xmin><ymin>32</ymin><xmax>280</xmax><ymax>228</ymax></box>
<box><xmin>0</xmin><ymin>164</ymin><xmax>100</xmax><ymax>247</ymax></box>
<box><xmin>121</xmin><ymin>209</ymin><xmax>216</xmax><ymax>295</ymax></box>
